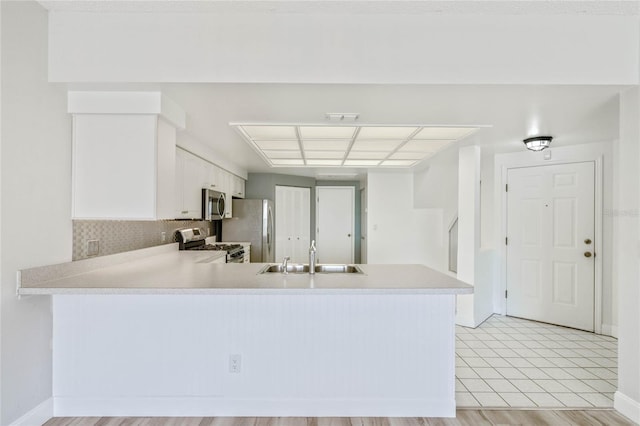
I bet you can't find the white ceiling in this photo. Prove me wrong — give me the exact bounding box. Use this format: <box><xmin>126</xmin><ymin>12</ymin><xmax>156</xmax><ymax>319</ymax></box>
<box><xmin>66</xmin><ymin>83</ymin><xmax>624</xmax><ymax>178</ymax></box>
<box><xmin>46</xmin><ymin>0</ymin><xmax>631</xmax><ymax>179</ymax></box>
<box><xmin>39</xmin><ymin>0</ymin><xmax>639</xmax><ymax>16</ymax></box>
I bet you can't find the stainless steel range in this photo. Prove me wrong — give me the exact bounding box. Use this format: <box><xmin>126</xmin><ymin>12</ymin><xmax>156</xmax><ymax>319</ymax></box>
<box><xmin>175</xmin><ymin>228</ymin><xmax>245</xmax><ymax>263</ymax></box>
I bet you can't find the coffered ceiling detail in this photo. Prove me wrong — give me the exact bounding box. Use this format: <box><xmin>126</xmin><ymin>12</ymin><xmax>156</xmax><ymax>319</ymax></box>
<box><xmin>232</xmin><ymin>124</ymin><xmax>479</xmax><ymax>168</ymax></box>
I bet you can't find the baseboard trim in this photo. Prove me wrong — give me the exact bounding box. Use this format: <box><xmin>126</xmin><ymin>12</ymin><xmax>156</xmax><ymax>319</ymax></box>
<box><xmin>53</xmin><ymin>397</ymin><xmax>455</xmax><ymax>418</ymax></box>
<box><xmin>601</xmin><ymin>324</ymin><xmax>618</xmax><ymax>338</ymax></box>
<box><xmin>9</xmin><ymin>398</ymin><xmax>53</xmax><ymax>426</ymax></box>
<box><xmin>614</xmin><ymin>391</ymin><xmax>640</xmax><ymax>424</ymax></box>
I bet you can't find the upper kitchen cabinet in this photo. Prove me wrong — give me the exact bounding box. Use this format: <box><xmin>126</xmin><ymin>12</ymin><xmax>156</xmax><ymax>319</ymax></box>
<box><xmin>69</xmin><ymin>91</ymin><xmax>186</xmax><ymax>220</ymax></box>
<box><xmin>174</xmin><ymin>148</ymin><xmax>245</xmax><ymax>219</ymax></box>
<box><xmin>175</xmin><ymin>148</ymin><xmax>207</xmax><ymax>219</ymax></box>
<box><xmin>231</xmin><ymin>175</ymin><xmax>245</xmax><ymax>199</ymax></box>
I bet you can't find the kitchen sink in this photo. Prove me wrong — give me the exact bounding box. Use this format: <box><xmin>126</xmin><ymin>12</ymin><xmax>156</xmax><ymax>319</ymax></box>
<box><xmin>259</xmin><ymin>264</ymin><xmax>363</xmax><ymax>274</ymax></box>
<box><xmin>314</xmin><ymin>264</ymin><xmax>362</xmax><ymax>273</ymax></box>
<box><xmin>260</xmin><ymin>264</ymin><xmax>311</xmax><ymax>273</ymax></box>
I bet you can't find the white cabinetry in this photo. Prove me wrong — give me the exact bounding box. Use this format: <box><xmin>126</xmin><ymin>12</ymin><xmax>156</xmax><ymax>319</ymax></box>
<box><xmin>231</xmin><ymin>175</ymin><xmax>246</xmax><ymax>199</ymax></box>
<box><xmin>174</xmin><ymin>148</ymin><xmax>245</xmax><ymax>219</ymax></box>
<box><xmin>175</xmin><ymin>148</ymin><xmax>207</xmax><ymax>219</ymax></box>
<box><xmin>275</xmin><ymin>186</ymin><xmax>311</xmax><ymax>263</ymax></box>
<box><xmin>72</xmin><ymin>115</ymin><xmax>176</xmax><ymax>220</ymax></box>
<box><xmin>69</xmin><ymin>91</ymin><xmax>185</xmax><ymax>220</ymax></box>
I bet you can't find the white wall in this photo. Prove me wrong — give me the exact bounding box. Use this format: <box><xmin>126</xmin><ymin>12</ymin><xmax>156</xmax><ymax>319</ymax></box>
<box><xmin>614</xmin><ymin>87</ymin><xmax>640</xmax><ymax>423</ymax></box>
<box><xmin>1</xmin><ymin>2</ymin><xmax>72</xmax><ymax>424</ymax></box>
<box><xmin>414</xmin><ymin>145</ymin><xmax>459</xmax><ymax>273</ymax></box>
<box><xmin>367</xmin><ymin>172</ymin><xmax>443</xmax><ymax>267</ymax></box>
<box><xmin>47</xmin><ymin>12</ymin><xmax>638</xmax><ymax>84</ymax></box>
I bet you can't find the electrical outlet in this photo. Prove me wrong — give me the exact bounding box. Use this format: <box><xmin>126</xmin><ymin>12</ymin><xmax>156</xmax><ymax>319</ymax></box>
<box><xmin>229</xmin><ymin>354</ymin><xmax>241</xmax><ymax>373</ymax></box>
<box><xmin>161</xmin><ymin>232</ymin><xmax>167</xmax><ymax>243</ymax></box>
<box><xmin>87</xmin><ymin>239</ymin><xmax>99</xmax><ymax>257</ymax></box>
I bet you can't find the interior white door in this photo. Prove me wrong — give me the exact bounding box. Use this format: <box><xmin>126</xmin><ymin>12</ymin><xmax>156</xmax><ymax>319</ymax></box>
<box><xmin>506</xmin><ymin>162</ymin><xmax>595</xmax><ymax>331</ymax></box>
<box><xmin>275</xmin><ymin>185</ymin><xmax>310</xmax><ymax>263</ymax></box>
<box><xmin>316</xmin><ymin>186</ymin><xmax>355</xmax><ymax>264</ymax></box>
<box><xmin>360</xmin><ymin>188</ymin><xmax>368</xmax><ymax>264</ymax></box>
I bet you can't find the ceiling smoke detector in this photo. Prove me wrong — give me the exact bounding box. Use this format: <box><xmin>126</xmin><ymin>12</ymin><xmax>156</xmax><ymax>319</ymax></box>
<box><xmin>325</xmin><ymin>113</ymin><xmax>359</xmax><ymax>122</ymax></box>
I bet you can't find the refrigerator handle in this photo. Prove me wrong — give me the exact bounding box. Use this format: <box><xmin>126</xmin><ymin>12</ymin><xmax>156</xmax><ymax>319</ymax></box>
<box><xmin>267</xmin><ymin>205</ymin><xmax>273</xmax><ymax>248</ymax></box>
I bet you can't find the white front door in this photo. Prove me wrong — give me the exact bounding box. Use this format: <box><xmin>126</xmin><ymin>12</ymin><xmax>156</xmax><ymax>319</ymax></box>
<box><xmin>316</xmin><ymin>186</ymin><xmax>355</xmax><ymax>264</ymax></box>
<box><xmin>275</xmin><ymin>185</ymin><xmax>310</xmax><ymax>263</ymax></box>
<box><xmin>506</xmin><ymin>162</ymin><xmax>595</xmax><ymax>332</ymax></box>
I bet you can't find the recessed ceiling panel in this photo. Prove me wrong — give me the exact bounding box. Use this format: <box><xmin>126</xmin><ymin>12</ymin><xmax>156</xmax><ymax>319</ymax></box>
<box><xmin>305</xmin><ymin>151</ymin><xmax>345</xmax><ymax>159</ymax></box>
<box><xmin>413</xmin><ymin>127</ymin><xmax>477</xmax><ymax>140</ymax></box>
<box><xmin>398</xmin><ymin>140</ymin><xmax>452</xmax><ymax>152</ymax></box>
<box><xmin>306</xmin><ymin>159</ymin><xmax>343</xmax><ymax>166</ymax></box>
<box><xmin>262</xmin><ymin>150</ymin><xmax>302</xmax><ymax>159</ymax></box>
<box><xmin>302</xmin><ymin>139</ymin><xmax>351</xmax><ymax>151</ymax></box>
<box><xmin>381</xmin><ymin>160</ymin><xmax>418</xmax><ymax>167</ymax></box>
<box><xmin>270</xmin><ymin>159</ymin><xmax>305</xmax><ymax>166</ymax></box>
<box><xmin>389</xmin><ymin>152</ymin><xmax>426</xmax><ymax>160</ymax></box>
<box><xmin>233</xmin><ymin>123</ymin><xmax>483</xmax><ymax>169</ymax></box>
<box><xmin>347</xmin><ymin>151</ymin><xmax>389</xmax><ymax>160</ymax></box>
<box><xmin>344</xmin><ymin>160</ymin><xmax>381</xmax><ymax>167</ymax></box>
<box><xmin>242</xmin><ymin>125</ymin><xmax>297</xmax><ymax>140</ymax></box>
<box><xmin>299</xmin><ymin>126</ymin><xmax>356</xmax><ymax>139</ymax></box>
<box><xmin>357</xmin><ymin>127</ymin><xmax>418</xmax><ymax>139</ymax></box>
<box><xmin>254</xmin><ymin>140</ymin><xmax>301</xmax><ymax>150</ymax></box>
<box><xmin>351</xmin><ymin>140</ymin><xmax>403</xmax><ymax>151</ymax></box>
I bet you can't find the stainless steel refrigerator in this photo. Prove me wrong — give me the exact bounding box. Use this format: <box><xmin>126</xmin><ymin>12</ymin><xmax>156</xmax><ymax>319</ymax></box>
<box><xmin>222</xmin><ymin>199</ymin><xmax>274</xmax><ymax>263</ymax></box>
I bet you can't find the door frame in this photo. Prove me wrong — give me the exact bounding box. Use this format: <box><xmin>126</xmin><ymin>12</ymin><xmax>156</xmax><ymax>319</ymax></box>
<box><xmin>316</xmin><ymin>186</ymin><xmax>355</xmax><ymax>263</ymax></box>
<box><xmin>495</xmin><ymin>149</ymin><xmax>604</xmax><ymax>334</ymax></box>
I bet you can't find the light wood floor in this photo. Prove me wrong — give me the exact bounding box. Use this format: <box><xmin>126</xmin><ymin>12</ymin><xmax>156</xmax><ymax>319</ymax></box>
<box><xmin>43</xmin><ymin>410</ymin><xmax>637</xmax><ymax>426</ymax></box>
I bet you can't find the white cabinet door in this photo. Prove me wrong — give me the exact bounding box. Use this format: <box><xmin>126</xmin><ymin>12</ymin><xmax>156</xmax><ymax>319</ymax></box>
<box><xmin>207</xmin><ymin>165</ymin><xmax>224</xmax><ymax>193</ymax></box>
<box><xmin>275</xmin><ymin>186</ymin><xmax>310</xmax><ymax>263</ymax></box>
<box><xmin>72</xmin><ymin>114</ymin><xmax>176</xmax><ymax>220</ymax></box>
<box><xmin>231</xmin><ymin>175</ymin><xmax>245</xmax><ymax>199</ymax></box>
<box><xmin>175</xmin><ymin>148</ymin><xmax>206</xmax><ymax>219</ymax></box>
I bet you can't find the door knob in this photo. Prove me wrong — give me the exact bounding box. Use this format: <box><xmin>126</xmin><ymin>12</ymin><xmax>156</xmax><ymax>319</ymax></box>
<box><xmin>584</xmin><ymin>238</ymin><xmax>592</xmax><ymax>244</ymax></box>
<box><xmin>584</xmin><ymin>251</ymin><xmax>593</xmax><ymax>258</ymax></box>
<box><xmin>347</xmin><ymin>234</ymin><xmax>351</xmax><ymax>237</ymax></box>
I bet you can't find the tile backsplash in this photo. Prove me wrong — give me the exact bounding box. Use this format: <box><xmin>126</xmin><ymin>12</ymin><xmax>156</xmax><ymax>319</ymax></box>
<box><xmin>73</xmin><ymin>220</ymin><xmax>214</xmax><ymax>260</ymax></box>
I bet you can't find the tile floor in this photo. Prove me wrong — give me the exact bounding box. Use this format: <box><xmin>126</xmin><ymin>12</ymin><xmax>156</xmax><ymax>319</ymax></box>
<box><xmin>456</xmin><ymin>314</ymin><xmax>618</xmax><ymax>408</ymax></box>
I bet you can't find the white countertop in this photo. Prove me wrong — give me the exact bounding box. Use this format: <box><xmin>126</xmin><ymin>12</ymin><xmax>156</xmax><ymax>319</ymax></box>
<box><xmin>18</xmin><ymin>245</ymin><xmax>473</xmax><ymax>296</ymax></box>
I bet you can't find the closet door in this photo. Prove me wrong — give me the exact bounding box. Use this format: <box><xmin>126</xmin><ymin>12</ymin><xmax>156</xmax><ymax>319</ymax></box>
<box><xmin>275</xmin><ymin>186</ymin><xmax>310</xmax><ymax>263</ymax></box>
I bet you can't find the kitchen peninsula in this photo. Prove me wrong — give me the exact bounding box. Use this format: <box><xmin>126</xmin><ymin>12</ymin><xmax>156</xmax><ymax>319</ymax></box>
<box><xmin>19</xmin><ymin>244</ymin><xmax>472</xmax><ymax>418</ymax></box>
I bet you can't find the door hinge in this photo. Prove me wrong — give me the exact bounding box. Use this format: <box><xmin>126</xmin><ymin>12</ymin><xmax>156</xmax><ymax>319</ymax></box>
<box><xmin>505</xmin><ymin>184</ymin><xmax>508</xmax><ymax>192</ymax></box>
<box><xmin>505</xmin><ymin>237</ymin><xmax>508</xmax><ymax>245</ymax></box>
<box><xmin>505</xmin><ymin>290</ymin><xmax>508</xmax><ymax>298</ymax></box>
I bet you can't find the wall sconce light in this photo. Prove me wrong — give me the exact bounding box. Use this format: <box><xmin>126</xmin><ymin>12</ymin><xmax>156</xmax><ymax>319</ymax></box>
<box><xmin>523</xmin><ymin>136</ymin><xmax>553</xmax><ymax>151</ymax></box>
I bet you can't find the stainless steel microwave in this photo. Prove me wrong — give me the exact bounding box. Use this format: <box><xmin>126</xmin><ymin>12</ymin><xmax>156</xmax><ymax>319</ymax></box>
<box><xmin>202</xmin><ymin>188</ymin><xmax>226</xmax><ymax>220</ymax></box>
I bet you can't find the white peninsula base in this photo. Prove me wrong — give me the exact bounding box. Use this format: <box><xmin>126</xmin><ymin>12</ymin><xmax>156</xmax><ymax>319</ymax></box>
<box><xmin>53</xmin><ymin>293</ymin><xmax>456</xmax><ymax>417</ymax></box>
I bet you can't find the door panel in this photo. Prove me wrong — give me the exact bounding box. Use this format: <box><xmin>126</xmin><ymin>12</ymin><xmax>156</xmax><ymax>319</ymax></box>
<box><xmin>275</xmin><ymin>186</ymin><xmax>310</xmax><ymax>263</ymax></box>
<box><xmin>316</xmin><ymin>187</ymin><xmax>354</xmax><ymax>264</ymax></box>
<box><xmin>506</xmin><ymin>162</ymin><xmax>595</xmax><ymax>331</ymax></box>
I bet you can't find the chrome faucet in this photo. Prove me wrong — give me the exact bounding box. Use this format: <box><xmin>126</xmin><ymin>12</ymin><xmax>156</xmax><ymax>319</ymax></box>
<box><xmin>309</xmin><ymin>240</ymin><xmax>317</xmax><ymax>275</ymax></box>
<box><xmin>281</xmin><ymin>256</ymin><xmax>290</xmax><ymax>274</ymax></box>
